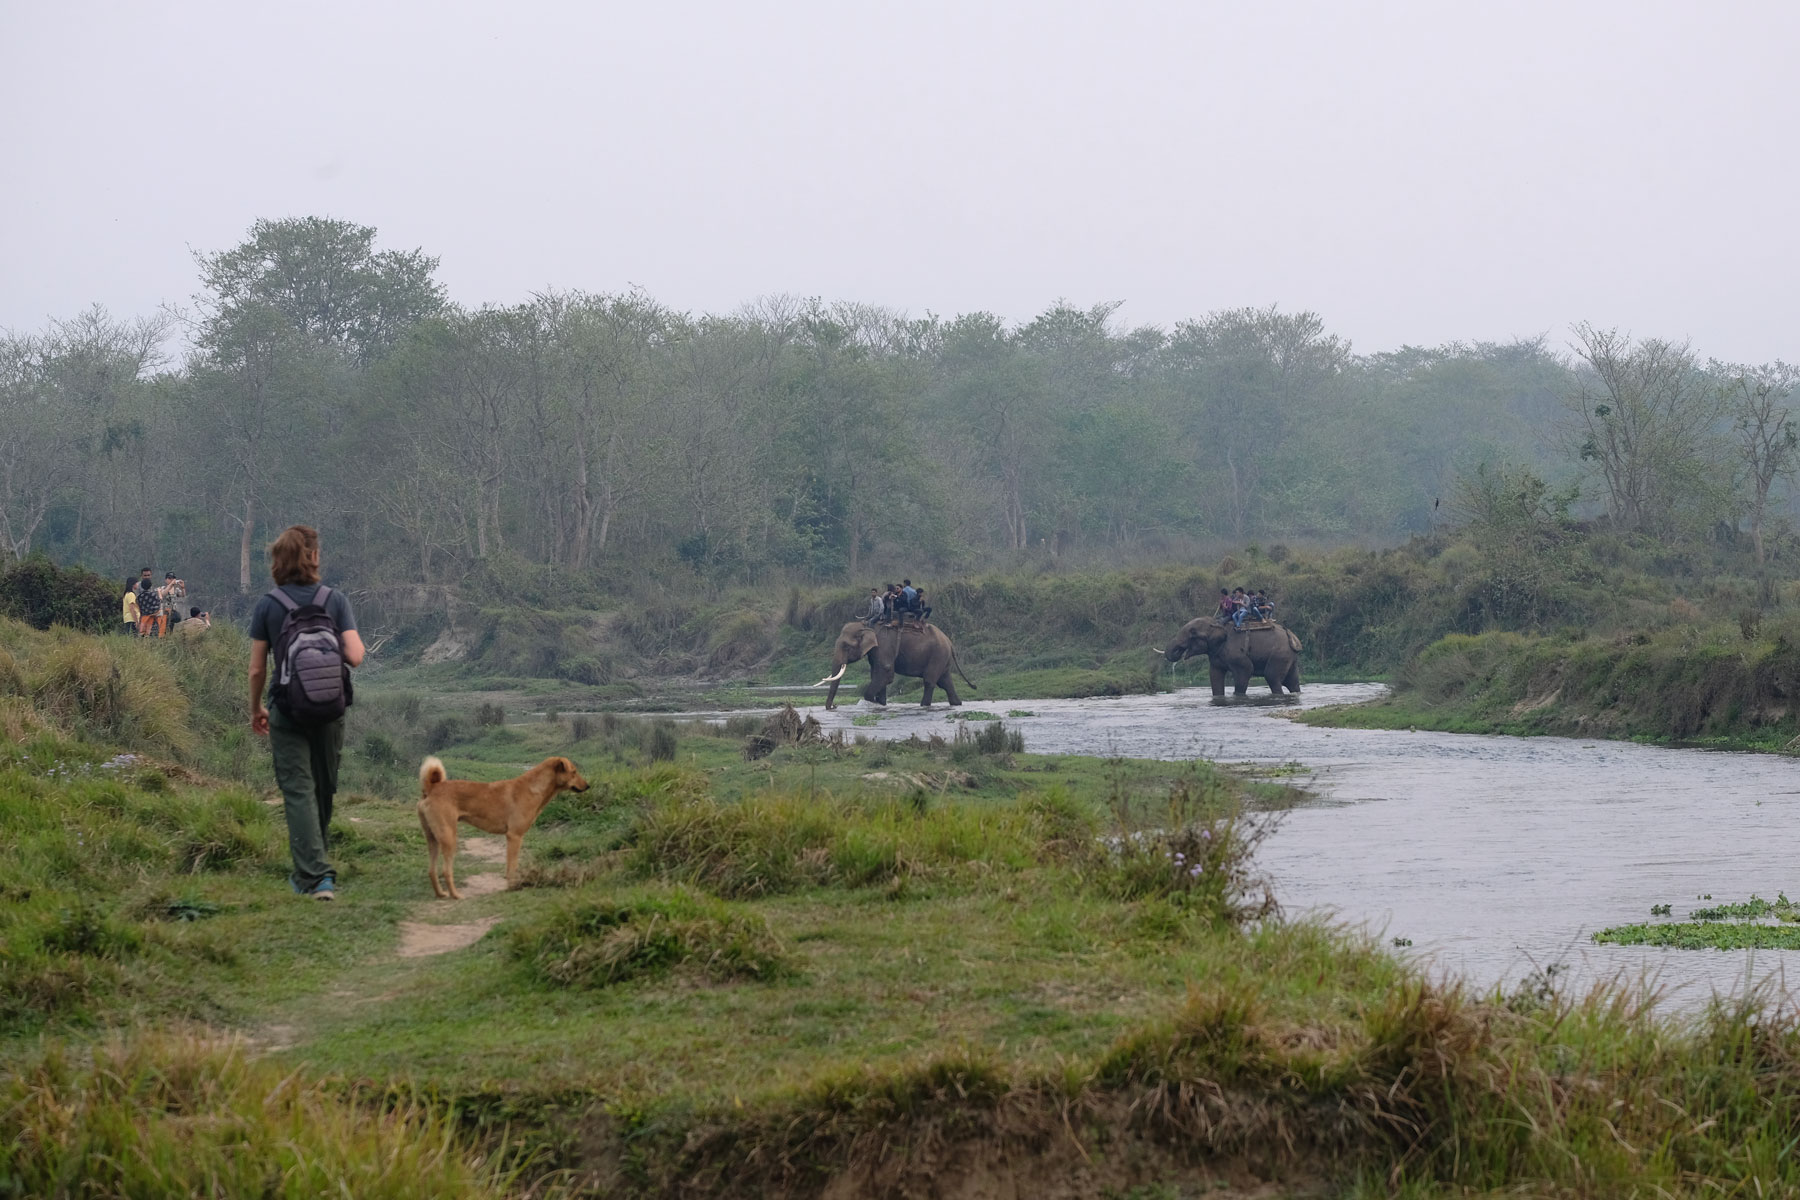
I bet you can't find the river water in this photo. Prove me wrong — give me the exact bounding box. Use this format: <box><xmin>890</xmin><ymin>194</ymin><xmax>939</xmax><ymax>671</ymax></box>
<box><xmin>794</xmin><ymin>683</ymin><xmax>1800</xmax><ymax>1009</ymax></box>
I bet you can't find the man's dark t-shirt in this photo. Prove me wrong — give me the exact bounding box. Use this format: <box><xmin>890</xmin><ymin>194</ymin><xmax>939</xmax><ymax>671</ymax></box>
<box><xmin>249</xmin><ymin>583</ymin><xmax>358</xmax><ymax>703</ymax></box>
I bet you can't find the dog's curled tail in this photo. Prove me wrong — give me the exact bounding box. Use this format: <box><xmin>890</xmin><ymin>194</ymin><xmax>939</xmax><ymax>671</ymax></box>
<box><xmin>419</xmin><ymin>756</ymin><xmax>448</xmax><ymax>796</ymax></box>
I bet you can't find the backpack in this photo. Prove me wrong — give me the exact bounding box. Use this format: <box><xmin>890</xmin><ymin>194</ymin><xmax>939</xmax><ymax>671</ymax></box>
<box><xmin>267</xmin><ymin>585</ymin><xmax>351</xmax><ymax>723</ymax></box>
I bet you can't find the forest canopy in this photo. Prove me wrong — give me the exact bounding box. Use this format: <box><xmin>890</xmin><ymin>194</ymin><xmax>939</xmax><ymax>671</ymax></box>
<box><xmin>4</xmin><ymin>217</ymin><xmax>1795</xmax><ymax>606</ymax></box>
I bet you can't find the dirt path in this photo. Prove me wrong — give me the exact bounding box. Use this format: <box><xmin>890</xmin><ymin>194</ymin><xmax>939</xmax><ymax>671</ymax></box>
<box><xmin>394</xmin><ymin>835</ymin><xmax>509</xmax><ymax>958</ymax></box>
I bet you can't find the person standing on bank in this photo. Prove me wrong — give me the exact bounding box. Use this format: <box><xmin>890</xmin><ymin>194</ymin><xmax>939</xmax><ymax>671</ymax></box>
<box><xmin>248</xmin><ymin>525</ymin><xmax>365</xmax><ymax>901</ymax></box>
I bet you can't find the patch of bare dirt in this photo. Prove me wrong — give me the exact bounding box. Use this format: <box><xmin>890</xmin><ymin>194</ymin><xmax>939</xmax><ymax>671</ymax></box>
<box><xmin>1510</xmin><ymin>686</ymin><xmax>1562</xmax><ymax>716</ymax></box>
<box><xmin>397</xmin><ymin>916</ymin><xmax>501</xmax><ymax>958</ymax></box>
<box><xmin>460</xmin><ymin>835</ymin><xmax>508</xmax><ymax>863</ymax></box>
<box><xmin>456</xmin><ymin>872</ymin><xmax>509</xmax><ymax>897</ymax></box>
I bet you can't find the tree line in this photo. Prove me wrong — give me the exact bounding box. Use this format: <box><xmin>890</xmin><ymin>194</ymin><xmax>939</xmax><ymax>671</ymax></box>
<box><xmin>3</xmin><ymin>217</ymin><xmax>1796</xmax><ymax>610</ymax></box>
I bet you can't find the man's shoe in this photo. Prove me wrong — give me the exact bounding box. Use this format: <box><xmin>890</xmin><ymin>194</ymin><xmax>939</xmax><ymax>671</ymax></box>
<box><xmin>311</xmin><ymin>878</ymin><xmax>335</xmax><ymax>901</ymax></box>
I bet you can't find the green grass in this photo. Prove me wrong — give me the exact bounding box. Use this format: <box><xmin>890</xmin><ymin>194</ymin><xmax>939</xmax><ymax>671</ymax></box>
<box><xmin>23</xmin><ymin>618</ymin><xmax>1800</xmax><ymax>1195</ymax></box>
<box><xmin>12</xmin><ymin>722</ymin><xmax>1800</xmax><ymax>1196</ymax></box>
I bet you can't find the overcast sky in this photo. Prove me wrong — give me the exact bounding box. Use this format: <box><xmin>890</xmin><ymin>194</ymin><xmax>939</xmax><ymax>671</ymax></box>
<box><xmin>5</xmin><ymin>1</ymin><xmax>1796</xmax><ymax>362</ymax></box>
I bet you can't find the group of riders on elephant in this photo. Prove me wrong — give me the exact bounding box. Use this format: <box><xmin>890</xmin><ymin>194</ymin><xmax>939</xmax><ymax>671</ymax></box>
<box><xmin>815</xmin><ymin>589</ymin><xmax>1300</xmax><ymax>709</ymax></box>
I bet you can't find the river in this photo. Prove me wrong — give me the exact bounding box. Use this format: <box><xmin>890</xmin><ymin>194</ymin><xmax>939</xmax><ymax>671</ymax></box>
<box><xmin>799</xmin><ymin>683</ymin><xmax>1800</xmax><ymax>1009</ymax></box>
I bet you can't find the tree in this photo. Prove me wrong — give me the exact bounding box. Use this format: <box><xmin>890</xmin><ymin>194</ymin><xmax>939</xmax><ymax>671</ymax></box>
<box><xmin>536</xmin><ymin>291</ymin><xmax>671</xmax><ymax>569</ymax></box>
<box><xmin>187</xmin><ymin>302</ymin><xmax>325</xmax><ymax>591</ymax></box>
<box><xmin>1163</xmin><ymin>307</ymin><xmax>1349</xmax><ymax>540</ymax></box>
<box><xmin>1561</xmin><ymin>325</ymin><xmax>1727</xmax><ymax>537</ymax></box>
<box><xmin>0</xmin><ymin>308</ymin><xmax>169</xmax><ymax>562</ymax></box>
<box><xmin>1718</xmin><ymin>361</ymin><xmax>1800</xmax><ymax>564</ymax></box>
<box><xmin>195</xmin><ymin>217</ymin><xmax>445</xmax><ymax>367</ymax></box>
<box><xmin>936</xmin><ymin>313</ymin><xmax>1046</xmax><ymax>551</ymax></box>
<box><xmin>1448</xmin><ymin>461</ymin><xmax>1581</xmax><ymax>628</ymax></box>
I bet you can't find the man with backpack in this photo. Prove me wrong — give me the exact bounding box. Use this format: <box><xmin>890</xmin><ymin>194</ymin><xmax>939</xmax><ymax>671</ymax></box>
<box><xmin>248</xmin><ymin>525</ymin><xmax>365</xmax><ymax>901</ymax></box>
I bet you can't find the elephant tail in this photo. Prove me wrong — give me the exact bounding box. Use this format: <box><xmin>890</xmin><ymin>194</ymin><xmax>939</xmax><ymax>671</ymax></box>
<box><xmin>953</xmin><ymin>647</ymin><xmax>977</xmax><ymax>691</ymax></box>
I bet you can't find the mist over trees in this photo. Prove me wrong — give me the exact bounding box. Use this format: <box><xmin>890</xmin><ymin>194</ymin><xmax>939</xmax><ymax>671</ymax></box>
<box><xmin>5</xmin><ymin>217</ymin><xmax>1796</xmax><ymax>606</ymax></box>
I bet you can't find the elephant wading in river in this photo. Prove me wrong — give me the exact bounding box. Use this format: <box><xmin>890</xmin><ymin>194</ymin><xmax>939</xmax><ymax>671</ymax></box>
<box><xmin>817</xmin><ymin>621</ymin><xmax>975</xmax><ymax>710</ymax></box>
<box><xmin>1161</xmin><ymin>617</ymin><xmax>1302</xmax><ymax>697</ymax></box>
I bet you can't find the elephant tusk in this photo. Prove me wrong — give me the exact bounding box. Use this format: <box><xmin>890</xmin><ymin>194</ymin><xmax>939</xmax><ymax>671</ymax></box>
<box><xmin>815</xmin><ymin>664</ymin><xmax>848</xmax><ymax>686</ymax></box>
<box><xmin>1149</xmin><ymin>645</ymin><xmax>1169</xmax><ymax>658</ymax></box>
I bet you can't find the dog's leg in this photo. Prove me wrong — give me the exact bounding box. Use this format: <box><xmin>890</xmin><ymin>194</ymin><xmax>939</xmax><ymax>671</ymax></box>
<box><xmin>419</xmin><ymin>809</ymin><xmax>445</xmax><ymax>899</ymax></box>
<box><xmin>443</xmin><ymin>824</ymin><xmax>461</xmax><ymax>900</ymax></box>
<box><xmin>505</xmin><ymin>831</ymin><xmax>523</xmax><ymax>889</ymax></box>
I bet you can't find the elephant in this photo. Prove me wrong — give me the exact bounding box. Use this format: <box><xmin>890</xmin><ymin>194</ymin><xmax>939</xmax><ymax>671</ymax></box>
<box><xmin>1160</xmin><ymin>617</ymin><xmax>1302</xmax><ymax>697</ymax></box>
<box><xmin>816</xmin><ymin>621</ymin><xmax>975</xmax><ymax>710</ymax></box>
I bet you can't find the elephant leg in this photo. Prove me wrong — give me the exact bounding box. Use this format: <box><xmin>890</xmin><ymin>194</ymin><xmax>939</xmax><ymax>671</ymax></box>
<box><xmin>1233</xmin><ymin>665</ymin><xmax>1251</xmax><ymax>696</ymax></box>
<box><xmin>1284</xmin><ymin>661</ymin><xmax>1301</xmax><ymax>693</ymax></box>
<box><xmin>941</xmin><ymin>674</ymin><xmax>961</xmax><ymax>706</ymax></box>
<box><xmin>919</xmin><ymin>677</ymin><xmax>935</xmax><ymax>707</ymax></box>
<box><xmin>1264</xmin><ymin>665</ymin><xmax>1283</xmax><ymax>695</ymax></box>
<box><xmin>1210</xmin><ymin>664</ymin><xmax>1227</xmax><ymax>698</ymax></box>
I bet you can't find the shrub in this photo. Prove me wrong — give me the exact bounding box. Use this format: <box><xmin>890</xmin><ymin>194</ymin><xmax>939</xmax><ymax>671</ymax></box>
<box><xmin>509</xmin><ymin>886</ymin><xmax>791</xmax><ymax>987</ymax></box>
<box><xmin>1088</xmin><ymin>809</ymin><xmax>1279</xmax><ymax>927</ymax></box>
<box><xmin>426</xmin><ymin>717</ymin><xmax>465</xmax><ymax>751</ymax></box>
<box><xmin>0</xmin><ymin>556</ymin><xmax>118</xmax><ymax>633</ymax></box>
<box><xmin>474</xmin><ymin>702</ymin><xmax>505</xmax><ymax>727</ymax></box>
<box><xmin>647</xmin><ymin>719</ymin><xmax>678</xmax><ymax>762</ymax></box>
<box><xmin>362</xmin><ymin>733</ymin><xmax>398</xmax><ymax>767</ymax></box>
<box><xmin>570</xmin><ymin>714</ymin><xmax>596</xmax><ymax>742</ymax></box>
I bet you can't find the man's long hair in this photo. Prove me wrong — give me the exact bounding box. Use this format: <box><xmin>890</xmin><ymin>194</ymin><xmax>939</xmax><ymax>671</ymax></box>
<box><xmin>269</xmin><ymin>525</ymin><xmax>321</xmax><ymax>586</ymax></box>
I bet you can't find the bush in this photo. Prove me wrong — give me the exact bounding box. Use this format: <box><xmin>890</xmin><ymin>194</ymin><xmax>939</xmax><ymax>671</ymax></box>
<box><xmin>426</xmin><ymin>717</ymin><xmax>465</xmax><ymax>751</ymax></box>
<box><xmin>509</xmin><ymin>886</ymin><xmax>791</xmax><ymax>987</ymax></box>
<box><xmin>647</xmin><ymin>719</ymin><xmax>678</xmax><ymax>762</ymax></box>
<box><xmin>474</xmin><ymin>702</ymin><xmax>505</xmax><ymax>727</ymax></box>
<box><xmin>1089</xmin><ymin>808</ymin><xmax>1279</xmax><ymax>927</ymax></box>
<box><xmin>0</xmin><ymin>556</ymin><xmax>119</xmax><ymax>634</ymax></box>
<box><xmin>362</xmin><ymin>732</ymin><xmax>398</xmax><ymax>767</ymax></box>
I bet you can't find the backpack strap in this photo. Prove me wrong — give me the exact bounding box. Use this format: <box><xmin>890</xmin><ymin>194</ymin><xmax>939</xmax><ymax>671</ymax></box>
<box><xmin>267</xmin><ymin>584</ymin><xmax>330</xmax><ymax>613</ymax></box>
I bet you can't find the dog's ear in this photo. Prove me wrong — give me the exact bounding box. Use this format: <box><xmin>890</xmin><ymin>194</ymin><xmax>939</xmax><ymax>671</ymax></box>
<box><xmin>557</xmin><ymin>757</ymin><xmax>573</xmax><ymax>777</ymax></box>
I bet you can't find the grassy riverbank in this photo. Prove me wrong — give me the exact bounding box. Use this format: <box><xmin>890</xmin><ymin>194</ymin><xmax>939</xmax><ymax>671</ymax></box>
<box><xmin>12</xmin><ymin>623</ymin><xmax>1800</xmax><ymax>1194</ymax></box>
<box><xmin>1296</xmin><ymin>620</ymin><xmax>1800</xmax><ymax>750</ymax></box>
<box><xmin>363</xmin><ymin>526</ymin><xmax>1783</xmax><ymax>707</ymax></box>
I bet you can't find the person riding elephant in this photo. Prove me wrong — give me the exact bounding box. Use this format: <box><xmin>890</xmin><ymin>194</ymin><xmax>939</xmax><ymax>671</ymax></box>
<box><xmin>816</xmin><ymin>620</ymin><xmax>975</xmax><ymax>709</ymax></box>
<box><xmin>1159</xmin><ymin>616</ymin><xmax>1302</xmax><ymax>697</ymax></box>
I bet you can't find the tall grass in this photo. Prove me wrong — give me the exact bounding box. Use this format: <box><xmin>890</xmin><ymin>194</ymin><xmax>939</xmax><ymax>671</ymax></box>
<box><xmin>0</xmin><ymin>1035</ymin><xmax>506</xmax><ymax>1199</ymax></box>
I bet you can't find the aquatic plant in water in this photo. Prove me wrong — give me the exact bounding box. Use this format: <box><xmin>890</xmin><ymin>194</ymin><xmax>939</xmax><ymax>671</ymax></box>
<box><xmin>1594</xmin><ymin>922</ymin><xmax>1800</xmax><ymax>950</ymax></box>
<box><xmin>1597</xmin><ymin>892</ymin><xmax>1800</xmax><ymax>949</ymax></box>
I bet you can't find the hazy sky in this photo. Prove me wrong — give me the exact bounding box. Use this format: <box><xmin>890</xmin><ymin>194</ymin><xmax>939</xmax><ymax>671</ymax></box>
<box><xmin>5</xmin><ymin>1</ymin><xmax>1796</xmax><ymax>362</ymax></box>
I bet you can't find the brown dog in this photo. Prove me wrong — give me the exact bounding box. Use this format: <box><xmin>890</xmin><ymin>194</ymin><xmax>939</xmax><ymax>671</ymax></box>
<box><xmin>417</xmin><ymin>755</ymin><xmax>590</xmax><ymax>899</ymax></box>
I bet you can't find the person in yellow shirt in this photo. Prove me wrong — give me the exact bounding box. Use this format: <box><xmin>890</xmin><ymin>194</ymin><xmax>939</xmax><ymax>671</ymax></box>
<box><xmin>121</xmin><ymin>579</ymin><xmax>141</xmax><ymax>636</ymax></box>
